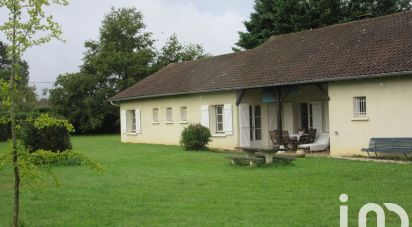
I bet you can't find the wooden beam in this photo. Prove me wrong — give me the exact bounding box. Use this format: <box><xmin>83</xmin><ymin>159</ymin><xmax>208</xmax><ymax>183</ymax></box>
<box><xmin>316</xmin><ymin>84</ymin><xmax>330</xmax><ymax>101</ymax></box>
<box><xmin>276</xmin><ymin>87</ymin><xmax>284</xmax><ymax>145</ymax></box>
<box><xmin>236</xmin><ymin>89</ymin><xmax>247</xmax><ymax>106</ymax></box>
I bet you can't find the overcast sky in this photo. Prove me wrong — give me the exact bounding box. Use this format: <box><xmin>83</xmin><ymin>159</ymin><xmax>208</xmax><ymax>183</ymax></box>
<box><xmin>0</xmin><ymin>0</ymin><xmax>254</xmax><ymax>97</ymax></box>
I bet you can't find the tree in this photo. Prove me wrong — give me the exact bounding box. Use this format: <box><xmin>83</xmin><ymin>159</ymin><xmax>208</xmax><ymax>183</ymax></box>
<box><xmin>50</xmin><ymin>8</ymin><xmax>210</xmax><ymax>134</ymax></box>
<box><xmin>0</xmin><ymin>41</ymin><xmax>36</xmax><ymax>113</ymax></box>
<box><xmin>153</xmin><ymin>34</ymin><xmax>210</xmax><ymax>71</ymax></box>
<box><xmin>0</xmin><ymin>0</ymin><xmax>68</xmax><ymax>226</ymax></box>
<box><xmin>51</xmin><ymin>7</ymin><xmax>155</xmax><ymax>133</ymax></box>
<box><xmin>234</xmin><ymin>0</ymin><xmax>412</xmax><ymax>50</ymax></box>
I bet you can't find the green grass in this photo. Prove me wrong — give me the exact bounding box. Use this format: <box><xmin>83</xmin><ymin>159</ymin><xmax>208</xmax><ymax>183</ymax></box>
<box><xmin>0</xmin><ymin>135</ymin><xmax>411</xmax><ymax>226</ymax></box>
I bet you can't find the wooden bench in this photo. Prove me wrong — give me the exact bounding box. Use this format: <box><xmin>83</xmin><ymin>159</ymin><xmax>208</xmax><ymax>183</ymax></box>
<box><xmin>225</xmin><ymin>156</ymin><xmax>265</xmax><ymax>167</ymax></box>
<box><xmin>361</xmin><ymin>138</ymin><xmax>412</xmax><ymax>159</ymax></box>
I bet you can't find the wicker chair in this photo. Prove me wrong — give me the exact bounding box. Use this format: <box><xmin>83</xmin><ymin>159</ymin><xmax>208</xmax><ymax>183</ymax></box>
<box><xmin>282</xmin><ymin>131</ymin><xmax>298</xmax><ymax>151</ymax></box>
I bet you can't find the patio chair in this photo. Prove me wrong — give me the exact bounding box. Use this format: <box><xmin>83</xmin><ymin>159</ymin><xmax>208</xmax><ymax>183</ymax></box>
<box><xmin>269</xmin><ymin>130</ymin><xmax>282</xmax><ymax>145</ymax></box>
<box><xmin>282</xmin><ymin>131</ymin><xmax>298</xmax><ymax>151</ymax></box>
<box><xmin>299</xmin><ymin>128</ymin><xmax>317</xmax><ymax>144</ymax></box>
<box><xmin>298</xmin><ymin>133</ymin><xmax>330</xmax><ymax>153</ymax></box>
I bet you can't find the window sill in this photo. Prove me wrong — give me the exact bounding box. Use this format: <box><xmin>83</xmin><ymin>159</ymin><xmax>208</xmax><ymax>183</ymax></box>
<box><xmin>152</xmin><ymin>122</ymin><xmax>160</xmax><ymax>125</ymax></box>
<box><xmin>127</xmin><ymin>133</ymin><xmax>138</xmax><ymax>136</ymax></box>
<box><xmin>212</xmin><ymin>133</ymin><xmax>227</xmax><ymax>138</ymax></box>
<box><xmin>352</xmin><ymin>116</ymin><xmax>369</xmax><ymax>121</ymax></box>
<box><xmin>164</xmin><ymin>122</ymin><xmax>174</xmax><ymax>124</ymax></box>
<box><xmin>179</xmin><ymin>121</ymin><xmax>189</xmax><ymax>124</ymax></box>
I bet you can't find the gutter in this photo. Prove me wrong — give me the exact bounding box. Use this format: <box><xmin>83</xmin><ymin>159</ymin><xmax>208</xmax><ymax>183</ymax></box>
<box><xmin>108</xmin><ymin>70</ymin><xmax>412</xmax><ymax>103</ymax></box>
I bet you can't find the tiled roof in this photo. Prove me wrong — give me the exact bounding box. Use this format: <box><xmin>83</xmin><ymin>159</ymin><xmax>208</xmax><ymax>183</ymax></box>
<box><xmin>110</xmin><ymin>11</ymin><xmax>412</xmax><ymax>101</ymax></box>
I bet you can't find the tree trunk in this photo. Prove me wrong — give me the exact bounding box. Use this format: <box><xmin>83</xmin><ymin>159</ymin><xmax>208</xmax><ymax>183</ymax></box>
<box><xmin>11</xmin><ymin>2</ymin><xmax>20</xmax><ymax>226</ymax></box>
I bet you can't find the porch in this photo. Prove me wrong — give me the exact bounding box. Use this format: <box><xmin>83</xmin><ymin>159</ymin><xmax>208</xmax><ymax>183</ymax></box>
<box><xmin>236</xmin><ymin>84</ymin><xmax>330</xmax><ymax>153</ymax></box>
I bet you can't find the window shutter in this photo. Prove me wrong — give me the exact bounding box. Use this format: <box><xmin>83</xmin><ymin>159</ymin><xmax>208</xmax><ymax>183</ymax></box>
<box><xmin>223</xmin><ymin>104</ymin><xmax>233</xmax><ymax>135</ymax></box>
<box><xmin>283</xmin><ymin>103</ymin><xmax>294</xmax><ymax>133</ymax></box>
<box><xmin>201</xmin><ymin>105</ymin><xmax>209</xmax><ymax>128</ymax></box>
<box><xmin>120</xmin><ymin>110</ymin><xmax>127</xmax><ymax>134</ymax></box>
<box><xmin>239</xmin><ymin>104</ymin><xmax>251</xmax><ymax>147</ymax></box>
<box><xmin>268</xmin><ymin>104</ymin><xmax>277</xmax><ymax>131</ymax></box>
<box><xmin>311</xmin><ymin>101</ymin><xmax>323</xmax><ymax>134</ymax></box>
<box><xmin>135</xmin><ymin>109</ymin><xmax>142</xmax><ymax>134</ymax></box>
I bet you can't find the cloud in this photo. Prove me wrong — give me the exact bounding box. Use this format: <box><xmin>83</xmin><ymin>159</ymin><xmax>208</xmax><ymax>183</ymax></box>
<box><xmin>0</xmin><ymin>0</ymin><xmax>254</xmax><ymax>97</ymax></box>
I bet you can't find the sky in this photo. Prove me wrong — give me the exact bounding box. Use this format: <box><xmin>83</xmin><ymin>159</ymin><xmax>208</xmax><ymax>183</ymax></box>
<box><xmin>0</xmin><ymin>0</ymin><xmax>254</xmax><ymax>98</ymax></box>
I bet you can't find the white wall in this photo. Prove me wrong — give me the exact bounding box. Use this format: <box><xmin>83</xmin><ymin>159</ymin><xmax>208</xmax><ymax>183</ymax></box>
<box><xmin>329</xmin><ymin>75</ymin><xmax>412</xmax><ymax>156</ymax></box>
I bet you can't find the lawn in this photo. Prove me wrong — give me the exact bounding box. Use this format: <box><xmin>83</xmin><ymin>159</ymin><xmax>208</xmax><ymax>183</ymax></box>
<box><xmin>0</xmin><ymin>135</ymin><xmax>411</xmax><ymax>226</ymax></box>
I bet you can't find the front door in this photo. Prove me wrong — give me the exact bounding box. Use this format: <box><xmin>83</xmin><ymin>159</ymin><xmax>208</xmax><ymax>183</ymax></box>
<box><xmin>249</xmin><ymin>105</ymin><xmax>262</xmax><ymax>147</ymax></box>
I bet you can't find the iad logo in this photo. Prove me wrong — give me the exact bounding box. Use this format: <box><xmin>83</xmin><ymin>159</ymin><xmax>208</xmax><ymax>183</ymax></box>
<box><xmin>340</xmin><ymin>194</ymin><xmax>409</xmax><ymax>227</ymax></box>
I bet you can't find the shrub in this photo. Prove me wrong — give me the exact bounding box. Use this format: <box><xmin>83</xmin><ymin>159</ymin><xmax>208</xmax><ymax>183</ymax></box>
<box><xmin>20</xmin><ymin>114</ymin><xmax>75</xmax><ymax>153</ymax></box>
<box><xmin>180</xmin><ymin>123</ymin><xmax>212</xmax><ymax>151</ymax></box>
<box><xmin>29</xmin><ymin>150</ymin><xmax>104</xmax><ymax>171</ymax></box>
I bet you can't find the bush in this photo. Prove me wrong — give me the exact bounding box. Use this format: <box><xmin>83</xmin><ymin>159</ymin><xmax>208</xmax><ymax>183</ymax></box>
<box><xmin>180</xmin><ymin>123</ymin><xmax>212</xmax><ymax>151</ymax></box>
<box><xmin>29</xmin><ymin>150</ymin><xmax>104</xmax><ymax>171</ymax></box>
<box><xmin>20</xmin><ymin>114</ymin><xmax>75</xmax><ymax>153</ymax></box>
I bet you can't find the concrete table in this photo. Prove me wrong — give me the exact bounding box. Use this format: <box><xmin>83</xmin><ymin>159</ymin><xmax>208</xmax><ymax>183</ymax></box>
<box><xmin>259</xmin><ymin>146</ymin><xmax>280</xmax><ymax>164</ymax></box>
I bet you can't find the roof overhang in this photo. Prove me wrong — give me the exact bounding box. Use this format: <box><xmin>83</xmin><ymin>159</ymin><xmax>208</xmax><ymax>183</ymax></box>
<box><xmin>108</xmin><ymin>70</ymin><xmax>412</xmax><ymax>103</ymax></box>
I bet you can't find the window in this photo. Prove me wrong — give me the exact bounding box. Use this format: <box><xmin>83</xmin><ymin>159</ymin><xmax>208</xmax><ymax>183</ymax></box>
<box><xmin>153</xmin><ymin>108</ymin><xmax>159</xmax><ymax>123</ymax></box>
<box><xmin>130</xmin><ymin>110</ymin><xmax>136</xmax><ymax>133</ymax></box>
<box><xmin>180</xmin><ymin>106</ymin><xmax>187</xmax><ymax>122</ymax></box>
<box><xmin>354</xmin><ymin>97</ymin><xmax>367</xmax><ymax>117</ymax></box>
<box><xmin>215</xmin><ymin>105</ymin><xmax>224</xmax><ymax>133</ymax></box>
<box><xmin>166</xmin><ymin>107</ymin><xmax>173</xmax><ymax>122</ymax></box>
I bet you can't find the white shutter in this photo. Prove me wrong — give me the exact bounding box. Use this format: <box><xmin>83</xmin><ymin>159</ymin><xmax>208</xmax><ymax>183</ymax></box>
<box><xmin>311</xmin><ymin>101</ymin><xmax>323</xmax><ymax>135</ymax></box>
<box><xmin>283</xmin><ymin>103</ymin><xmax>294</xmax><ymax>133</ymax></box>
<box><xmin>135</xmin><ymin>109</ymin><xmax>142</xmax><ymax>134</ymax></box>
<box><xmin>323</xmin><ymin>102</ymin><xmax>329</xmax><ymax>133</ymax></box>
<box><xmin>239</xmin><ymin>104</ymin><xmax>251</xmax><ymax>147</ymax></box>
<box><xmin>201</xmin><ymin>105</ymin><xmax>209</xmax><ymax>128</ymax></box>
<box><xmin>120</xmin><ymin>110</ymin><xmax>127</xmax><ymax>134</ymax></box>
<box><xmin>268</xmin><ymin>104</ymin><xmax>277</xmax><ymax>131</ymax></box>
<box><xmin>223</xmin><ymin>104</ymin><xmax>233</xmax><ymax>135</ymax></box>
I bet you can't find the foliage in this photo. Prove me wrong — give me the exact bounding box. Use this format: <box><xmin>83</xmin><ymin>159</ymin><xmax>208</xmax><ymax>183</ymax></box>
<box><xmin>234</xmin><ymin>0</ymin><xmax>412</xmax><ymax>50</ymax></box>
<box><xmin>0</xmin><ymin>41</ymin><xmax>36</xmax><ymax>113</ymax></box>
<box><xmin>49</xmin><ymin>7</ymin><xmax>209</xmax><ymax>134</ymax></box>
<box><xmin>20</xmin><ymin>114</ymin><xmax>74</xmax><ymax>153</ymax></box>
<box><xmin>0</xmin><ymin>0</ymin><xmax>70</xmax><ymax>225</ymax></box>
<box><xmin>180</xmin><ymin>124</ymin><xmax>212</xmax><ymax>151</ymax></box>
<box><xmin>153</xmin><ymin>34</ymin><xmax>210</xmax><ymax>71</ymax></box>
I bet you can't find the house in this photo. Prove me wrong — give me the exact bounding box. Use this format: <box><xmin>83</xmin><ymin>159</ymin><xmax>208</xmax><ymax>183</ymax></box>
<box><xmin>109</xmin><ymin>11</ymin><xmax>412</xmax><ymax>156</ymax></box>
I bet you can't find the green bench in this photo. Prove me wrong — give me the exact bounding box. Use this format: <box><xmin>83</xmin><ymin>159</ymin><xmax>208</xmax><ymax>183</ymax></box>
<box><xmin>361</xmin><ymin>138</ymin><xmax>412</xmax><ymax>159</ymax></box>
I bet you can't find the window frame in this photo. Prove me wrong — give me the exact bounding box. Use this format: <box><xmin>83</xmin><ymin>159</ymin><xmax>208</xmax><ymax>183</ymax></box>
<box><xmin>215</xmin><ymin>105</ymin><xmax>224</xmax><ymax>133</ymax></box>
<box><xmin>130</xmin><ymin>110</ymin><xmax>137</xmax><ymax>133</ymax></box>
<box><xmin>152</xmin><ymin>108</ymin><xmax>159</xmax><ymax>123</ymax></box>
<box><xmin>180</xmin><ymin>106</ymin><xmax>187</xmax><ymax>122</ymax></box>
<box><xmin>165</xmin><ymin>107</ymin><xmax>173</xmax><ymax>123</ymax></box>
<box><xmin>354</xmin><ymin>96</ymin><xmax>367</xmax><ymax>117</ymax></box>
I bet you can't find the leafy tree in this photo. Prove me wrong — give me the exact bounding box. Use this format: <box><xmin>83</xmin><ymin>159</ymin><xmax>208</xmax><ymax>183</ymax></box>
<box><xmin>153</xmin><ymin>34</ymin><xmax>210</xmax><ymax>71</ymax></box>
<box><xmin>50</xmin><ymin>72</ymin><xmax>118</xmax><ymax>133</ymax></box>
<box><xmin>50</xmin><ymin>8</ymin><xmax>209</xmax><ymax>133</ymax></box>
<box><xmin>0</xmin><ymin>41</ymin><xmax>36</xmax><ymax>113</ymax></box>
<box><xmin>0</xmin><ymin>0</ymin><xmax>68</xmax><ymax>226</ymax></box>
<box><xmin>235</xmin><ymin>0</ymin><xmax>412</xmax><ymax>50</ymax></box>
